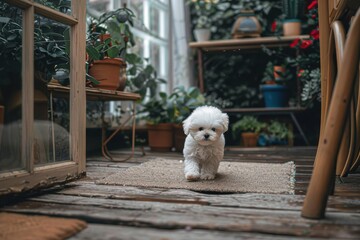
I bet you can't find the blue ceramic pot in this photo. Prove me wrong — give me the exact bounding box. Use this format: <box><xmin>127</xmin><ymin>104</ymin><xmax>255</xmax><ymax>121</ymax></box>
<box><xmin>260</xmin><ymin>85</ymin><xmax>289</xmax><ymax>108</ymax></box>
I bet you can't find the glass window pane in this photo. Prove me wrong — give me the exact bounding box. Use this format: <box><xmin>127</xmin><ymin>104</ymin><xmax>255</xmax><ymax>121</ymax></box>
<box><xmin>34</xmin><ymin>15</ymin><xmax>70</xmax><ymax>165</ymax></box>
<box><xmin>149</xmin><ymin>42</ymin><xmax>160</xmax><ymax>76</ymax></box>
<box><xmin>0</xmin><ymin>3</ymin><xmax>24</xmax><ymax>172</ymax></box>
<box><xmin>131</xmin><ymin>35</ymin><xmax>144</xmax><ymax>57</ymax></box>
<box><xmin>149</xmin><ymin>6</ymin><xmax>160</xmax><ymax>37</ymax></box>
<box><xmin>35</xmin><ymin>0</ymin><xmax>72</xmax><ymax>15</ymax></box>
<box><xmin>129</xmin><ymin>0</ymin><xmax>144</xmax><ymax>24</ymax></box>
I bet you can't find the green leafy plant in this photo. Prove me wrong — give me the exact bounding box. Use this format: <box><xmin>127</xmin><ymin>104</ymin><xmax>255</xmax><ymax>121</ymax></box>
<box><xmin>0</xmin><ymin>2</ymin><xmax>71</xmax><ymax>87</ymax></box>
<box><xmin>300</xmin><ymin>68</ymin><xmax>320</xmax><ymax>102</ymax></box>
<box><xmin>261</xmin><ymin>61</ymin><xmax>275</xmax><ymax>84</ymax></box>
<box><xmin>287</xmin><ymin>0</ymin><xmax>320</xmax><ymax>106</ymax></box>
<box><xmin>125</xmin><ymin>53</ymin><xmax>166</xmax><ymax>101</ymax></box>
<box><xmin>282</xmin><ymin>0</ymin><xmax>305</xmax><ymax>20</ymax></box>
<box><xmin>86</xmin><ymin>7</ymin><xmax>136</xmax><ymax>62</ymax></box>
<box><xmin>266</xmin><ymin>120</ymin><xmax>293</xmax><ymax>140</ymax></box>
<box><xmin>168</xmin><ymin>86</ymin><xmax>205</xmax><ymax>123</ymax></box>
<box><xmin>187</xmin><ymin>0</ymin><xmax>217</xmax><ymax>29</ymax></box>
<box><xmin>231</xmin><ymin>116</ymin><xmax>267</xmax><ymax>138</ymax></box>
<box><xmin>139</xmin><ymin>92</ymin><xmax>172</xmax><ymax>125</ymax></box>
<box><xmin>261</xmin><ymin>47</ymin><xmax>295</xmax><ymax>85</ymax></box>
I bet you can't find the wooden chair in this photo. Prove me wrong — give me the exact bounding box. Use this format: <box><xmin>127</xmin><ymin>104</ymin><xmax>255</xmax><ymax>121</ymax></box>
<box><xmin>301</xmin><ymin>1</ymin><xmax>360</xmax><ymax>219</ymax></box>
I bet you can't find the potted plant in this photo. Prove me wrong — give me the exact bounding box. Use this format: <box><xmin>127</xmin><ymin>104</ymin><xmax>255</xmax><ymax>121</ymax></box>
<box><xmin>125</xmin><ymin>53</ymin><xmax>166</xmax><ymax>100</ymax></box>
<box><xmin>168</xmin><ymin>86</ymin><xmax>205</xmax><ymax>152</ymax></box>
<box><xmin>140</xmin><ymin>92</ymin><xmax>174</xmax><ymax>152</ymax></box>
<box><xmin>265</xmin><ymin>120</ymin><xmax>293</xmax><ymax>145</ymax></box>
<box><xmin>282</xmin><ymin>0</ymin><xmax>304</xmax><ymax>36</ymax></box>
<box><xmin>187</xmin><ymin>0</ymin><xmax>216</xmax><ymax>41</ymax></box>
<box><xmin>86</xmin><ymin>7</ymin><xmax>136</xmax><ymax>90</ymax></box>
<box><xmin>260</xmin><ymin>71</ymin><xmax>292</xmax><ymax>108</ymax></box>
<box><xmin>232</xmin><ymin>116</ymin><xmax>267</xmax><ymax>147</ymax></box>
<box><xmin>261</xmin><ymin>62</ymin><xmax>276</xmax><ymax>85</ymax></box>
<box><xmin>261</xmin><ymin>48</ymin><xmax>294</xmax><ymax>108</ymax></box>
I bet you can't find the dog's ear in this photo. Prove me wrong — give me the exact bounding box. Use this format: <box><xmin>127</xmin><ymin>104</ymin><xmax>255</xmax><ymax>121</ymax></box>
<box><xmin>182</xmin><ymin>116</ymin><xmax>191</xmax><ymax>135</ymax></box>
<box><xmin>221</xmin><ymin>113</ymin><xmax>229</xmax><ymax>132</ymax></box>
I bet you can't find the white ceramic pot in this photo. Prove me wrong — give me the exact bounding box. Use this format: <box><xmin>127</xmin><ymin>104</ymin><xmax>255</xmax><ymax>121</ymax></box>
<box><xmin>194</xmin><ymin>28</ymin><xmax>211</xmax><ymax>42</ymax></box>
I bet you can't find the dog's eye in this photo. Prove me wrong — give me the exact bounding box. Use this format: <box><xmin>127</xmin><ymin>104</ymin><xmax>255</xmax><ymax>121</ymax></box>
<box><xmin>199</xmin><ymin>127</ymin><xmax>203</xmax><ymax>131</ymax></box>
<box><xmin>212</xmin><ymin>128</ymin><xmax>216</xmax><ymax>131</ymax></box>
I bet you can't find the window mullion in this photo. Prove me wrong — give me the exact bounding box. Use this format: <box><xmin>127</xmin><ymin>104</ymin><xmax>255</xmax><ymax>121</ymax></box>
<box><xmin>22</xmin><ymin>5</ymin><xmax>35</xmax><ymax>172</ymax></box>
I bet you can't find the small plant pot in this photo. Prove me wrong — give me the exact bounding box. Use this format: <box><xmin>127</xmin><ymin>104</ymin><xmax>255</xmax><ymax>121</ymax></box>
<box><xmin>89</xmin><ymin>58</ymin><xmax>127</xmax><ymax>90</ymax></box>
<box><xmin>264</xmin><ymin>80</ymin><xmax>276</xmax><ymax>85</ymax></box>
<box><xmin>273</xmin><ymin>65</ymin><xmax>285</xmax><ymax>81</ymax></box>
<box><xmin>241</xmin><ymin>132</ymin><xmax>259</xmax><ymax>147</ymax></box>
<box><xmin>260</xmin><ymin>85</ymin><xmax>289</xmax><ymax>108</ymax></box>
<box><xmin>283</xmin><ymin>19</ymin><xmax>301</xmax><ymax>36</ymax></box>
<box><xmin>147</xmin><ymin>123</ymin><xmax>174</xmax><ymax>152</ymax></box>
<box><xmin>194</xmin><ymin>28</ymin><xmax>211</xmax><ymax>42</ymax></box>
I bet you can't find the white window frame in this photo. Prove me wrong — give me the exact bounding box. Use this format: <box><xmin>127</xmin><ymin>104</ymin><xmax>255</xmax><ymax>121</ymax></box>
<box><xmin>106</xmin><ymin>0</ymin><xmax>171</xmax><ymax>119</ymax></box>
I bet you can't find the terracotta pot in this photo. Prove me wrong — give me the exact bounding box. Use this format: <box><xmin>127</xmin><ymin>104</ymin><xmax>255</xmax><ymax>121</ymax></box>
<box><xmin>89</xmin><ymin>58</ymin><xmax>127</xmax><ymax>90</ymax></box>
<box><xmin>173</xmin><ymin>123</ymin><xmax>186</xmax><ymax>152</ymax></box>
<box><xmin>283</xmin><ymin>19</ymin><xmax>301</xmax><ymax>36</ymax></box>
<box><xmin>273</xmin><ymin>65</ymin><xmax>285</xmax><ymax>81</ymax></box>
<box><xmin>241</xmin><ymin>132</ymin><xmax>259</xmax><ymax>147</ymax></box>
<box><xmin>264</xmin><ymin>80</ymin><xmax>276</xmax><ymax>85</ymax></box>
<box><xmin>147</xmin><ymin>123</ymin><xmax>174</xmax><ymax>152</ymax></box>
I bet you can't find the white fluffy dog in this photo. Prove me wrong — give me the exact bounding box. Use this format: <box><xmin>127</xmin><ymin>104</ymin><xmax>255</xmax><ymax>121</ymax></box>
<box><xmin>182</xmin><ymin>106</ymin><xmax>229</xmax><ymax>181</ymax></box>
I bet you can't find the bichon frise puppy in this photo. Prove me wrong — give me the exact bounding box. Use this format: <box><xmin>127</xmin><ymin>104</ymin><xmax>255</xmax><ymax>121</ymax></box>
<box><xmin>182</xmin><ymin>106</ymin><xmax>229</xmax><ymax>181</ymax></box>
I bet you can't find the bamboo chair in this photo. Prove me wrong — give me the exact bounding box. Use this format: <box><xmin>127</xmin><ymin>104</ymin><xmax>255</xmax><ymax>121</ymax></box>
<box><xmin>301</xmin><ymin>2</ymin><xmax>360</xmax><ymax>219</ymax></box>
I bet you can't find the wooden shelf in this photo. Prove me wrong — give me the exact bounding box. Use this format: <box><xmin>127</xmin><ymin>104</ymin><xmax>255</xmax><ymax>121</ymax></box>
<box><xmin>222</xmin><ymin>107</ymin><xmax>306</xmax><ymax>114</ymax></box>
<box><xmin>189</xmin><ymin>35</ymin><xmax>309</xmax><ymax>51</ymax></box>
<box><xmin>47</xmin><ymin>82</ymin><xmax>141</xmax><ymax>101</ymax></box>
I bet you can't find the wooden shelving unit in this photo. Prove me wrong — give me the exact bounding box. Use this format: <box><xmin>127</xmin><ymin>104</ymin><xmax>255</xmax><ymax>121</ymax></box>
<box><xmin>189</xmin><ymin>35</ymin><xmax>311</xmax><ymax>145</ymax></box>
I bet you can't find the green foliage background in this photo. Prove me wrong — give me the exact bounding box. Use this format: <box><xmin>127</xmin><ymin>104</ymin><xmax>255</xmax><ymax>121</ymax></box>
<box><xmin>188</xmin><ymin>0</ymin><xmax>321</xmax><ymax>145</ymax></box>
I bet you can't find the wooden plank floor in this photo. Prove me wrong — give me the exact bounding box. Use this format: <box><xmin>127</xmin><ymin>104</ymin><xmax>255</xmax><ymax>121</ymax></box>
<box><xmin>2</xmin><ymin>147</ymin><xmax>360</xmax><ymax>239</ymax></box>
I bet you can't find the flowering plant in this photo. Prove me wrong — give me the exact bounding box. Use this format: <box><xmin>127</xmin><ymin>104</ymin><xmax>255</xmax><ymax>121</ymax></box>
<box><xmin>288</xmin><ymin>0</ymin><xmax>320</xmax><ymax>105</ymax></box>
<box><xmin>187</xmin><ymin>0</ymin><xmax>218</xmax><ymax>29</ymax></box>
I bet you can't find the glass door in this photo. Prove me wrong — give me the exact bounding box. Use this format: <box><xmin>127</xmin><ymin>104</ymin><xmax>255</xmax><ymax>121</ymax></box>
<box><xmin>0</xmin><ymin>0</ymin><xmax>86</xmax><ymax>195</ymax></box>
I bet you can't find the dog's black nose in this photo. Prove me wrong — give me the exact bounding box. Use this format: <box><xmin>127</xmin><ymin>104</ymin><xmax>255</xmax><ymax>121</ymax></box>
<box><xmin>204</xmin><ymin>134</ymin><xmax>209</xmax><ymax>139</ymax></box>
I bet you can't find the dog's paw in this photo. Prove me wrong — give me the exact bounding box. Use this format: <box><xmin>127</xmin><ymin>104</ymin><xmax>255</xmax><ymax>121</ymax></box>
<box><xmin>185</xmin><ymin>173</ymin><xmax>200</xmax><ymax>181</ymax></box>
<box><xmin>200</xmin><ymin>174</ymin><xmax>215</xmax><ymax>180</ymax></box>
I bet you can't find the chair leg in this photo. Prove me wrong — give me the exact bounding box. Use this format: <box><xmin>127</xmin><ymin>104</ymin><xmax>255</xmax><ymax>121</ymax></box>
<box><xmin>301</xmin><ymin>9</ymin><xmax>360</xmax><ymax>219</ymax></box>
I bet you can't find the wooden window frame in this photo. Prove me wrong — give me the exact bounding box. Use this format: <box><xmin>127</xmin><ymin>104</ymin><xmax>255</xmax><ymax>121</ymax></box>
<box><xmin>0</xmin><ymin>0</ymin><xmax>86</xmax><ymax>194</ymax></box>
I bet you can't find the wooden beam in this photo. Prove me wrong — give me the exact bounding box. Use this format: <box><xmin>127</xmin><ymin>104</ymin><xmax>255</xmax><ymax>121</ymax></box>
<box><xmin>318</xmin><ymin>0</ymin><xmax>330</xmax><ymax>137</ymax></box>
<box><xmin>5</xmin><ymin>0</ymin><xmax>78</xmax><ymax>26</ymax></box>
<box><xmin>22</xmin><ymin>5</ymin><xmax>34</xmax><ymax>173</ymax></box>
<box><xmin>70</xmin><ymin>0</ymin><xmax>87</xmax><ymax>173</ymax></box>
<box><xmin>0</xmin><ymin>162</ymin><xmax>80</xmax><ymax>195</ymax></box>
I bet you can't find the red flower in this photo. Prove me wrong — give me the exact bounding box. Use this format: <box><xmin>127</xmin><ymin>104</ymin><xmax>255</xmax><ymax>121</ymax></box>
<box><xmin>297</xmin><ymin>69</ymin><xmax>304</xmax><ymax>77</ymax></box>
<box><xmin>290</xmin><ymin>38</ymin><xmax>300</xmax><ymax>48</ymax></box>
<box><xmin>300</xmin><ymin>39</ymin><xmax>313</xmax><ymax>49</ymax></box>
<box><xmin>310</xmin><ymin>29</ymin><xmax>319</xmax><ymax>40</ymax></box>
<box><xmin>271</xmin><ymin>21</ymin><xmax>277</xmax><ymax>32</ymax></box>
<box><xmin>307</xmin><ymin>0</ymin><xmax>317</xmax><ymax>10</ymax></box>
